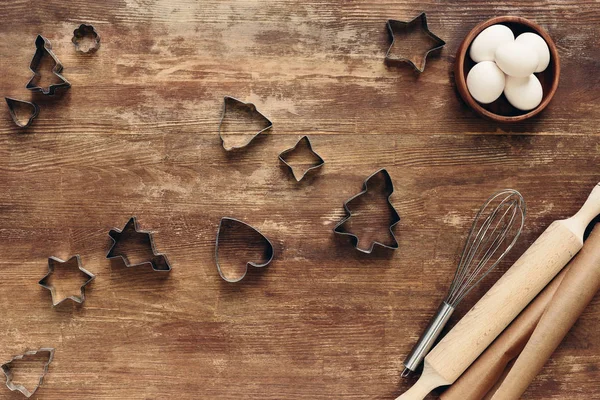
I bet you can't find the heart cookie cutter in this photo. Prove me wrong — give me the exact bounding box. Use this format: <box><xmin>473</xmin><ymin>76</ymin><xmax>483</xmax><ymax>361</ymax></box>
<box><xmin>215</xmin><ymin>217</ymin><xmax>274</xmax><ymax>282</ymax></box>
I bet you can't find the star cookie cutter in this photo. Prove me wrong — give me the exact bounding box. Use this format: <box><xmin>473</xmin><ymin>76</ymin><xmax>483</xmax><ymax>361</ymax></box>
<box><xmin>385</xmin><ymin>13</ymin><xmax>446</xmax><ymax>73</ymax></box>
<box><xmin>1</xmin><ymin>348</ymin><xmax>54</xmax><ymax>398</ymax></box>
<box><xmin>333</xmin><ymin>168</ymin><xmax>401</xmax><ymax>253</ymax></box>
<box><xmin>5</xmin><ymin>97</ymin><xmax>39</xmax><ymax>128</ymax></box>
<box><xmin>278</xmin><ymin>136</ymin><xmax>325</xmax><ymax>181</ymax></box>
<box><xmin>72</xmin><ymin>24</ymin><xmax>101</xmax><ymax>53</ymax></box>
<box><xmin>218</xmin><ymin>96</ymin><xmax>273</xmax><ymax>151</ymax></box>
<box><xmin>107</xmin><ymin>217</ymin><xmax>172</xmax><ymax>271</ymax></box>
<box><xmin>26</xmin><ymin>35</ymin><xmax>71</xmax><ymax>95</ymax></box>
<box><xmin>39</xmin><ymin>255</ymin><xmax>95</xmax><ymax>306</ymax></box>
<box><xmin>215</xmin><ymin>217</ymin><xmax>274</xmax><ymax>283</ymax></box>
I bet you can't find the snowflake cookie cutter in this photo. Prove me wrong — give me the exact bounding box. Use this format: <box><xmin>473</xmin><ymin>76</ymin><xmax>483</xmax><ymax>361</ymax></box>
<box><xmin>39</xmin><ymin>255</ymin><xmax>95</xmax><ymax>306</ymax></box>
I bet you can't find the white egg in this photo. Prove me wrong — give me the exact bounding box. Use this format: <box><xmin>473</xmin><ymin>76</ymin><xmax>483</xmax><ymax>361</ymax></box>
<box><xmin>495</xmin><ymin>42</ymin><xmax>539</xmax><ymax>77</ymax></box>
<box><xmin>469</xmin><ymin>25</ymin><xmax>515</xmax><ymax>62</ymax></box>
<box><xmin>504</xmin><ymin>74</ymin><xmax>543</xmax><ymax>110</ymax></box>
<box><xmin>466</xmin><ymin>61</ymin><xmax>506</xmax><ymax>104</ymax></box>
<box><xmin>515</xmin><ymin>32</ymin><xmax>550</xmax><ymax>72</ymax></box>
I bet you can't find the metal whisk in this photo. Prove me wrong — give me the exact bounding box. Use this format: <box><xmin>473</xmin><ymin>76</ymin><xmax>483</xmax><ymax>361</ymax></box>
<box><xmin>402</xmin><ymin>189</ymin><xmax>526</xmax><ymax>377</ymax></box>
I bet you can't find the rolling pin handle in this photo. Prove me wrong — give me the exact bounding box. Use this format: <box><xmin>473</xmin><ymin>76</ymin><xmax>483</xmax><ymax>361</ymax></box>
<box><xmin>563</xmin><ymin>183</ymin><xmax>600</xmax><ymax>239</ymax></box>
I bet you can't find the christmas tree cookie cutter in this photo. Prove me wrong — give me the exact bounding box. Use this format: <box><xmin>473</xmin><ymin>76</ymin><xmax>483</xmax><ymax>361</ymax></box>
<box><xmin>1</xmin><ymin>348</ymin><xmax>54</xmax><ymax>398</ymax></box>
<box><xmin>107</xmin><ymin>217</ymin><xmax>172</xmax><ymax>271</ymax></box>
<box><xmin>218</xmin><ymin>96</ymin><xmax>273</xmax><ymax>151</ymax></box>
<box><xmin>333</xmin><ymin>168</ymin><xmax>401</xmax><ymax>253</ymax></box>
<box><xmin>26</xmin><ymin>35</ymin><xmax>71</xmax><ymax>95</ymax></box>
<box><xmin>384</xmin><ymin>13</ymin><xmax>446</xmax><ymax>73</ymax></box>
<box><xmin>215</xmin><ymin>217</ymin><xmax>274</xmax><ymax>282</ymax></box>
<box><xmin>38</xmin><ymin>255</ymin><xmax>95</xmax><ymax>306</ymax></box>
<box><xmin>278</xmin><ymin>136</ymin><xmax>325</xmax><ymax>182</ymax></box>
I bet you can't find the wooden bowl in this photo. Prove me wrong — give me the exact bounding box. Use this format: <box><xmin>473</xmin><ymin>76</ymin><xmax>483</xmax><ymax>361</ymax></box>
<box><xmin>455</xmin><ymin>16</ymin><xmax>560</xmax><ymax>122</ymax></box>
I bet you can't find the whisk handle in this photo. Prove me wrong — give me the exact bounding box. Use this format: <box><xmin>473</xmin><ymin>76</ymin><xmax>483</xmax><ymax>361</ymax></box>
<box><xmin>403</xmin><ymin>301</ymin><xmax>455</xmax><ymax>375</ymax></box>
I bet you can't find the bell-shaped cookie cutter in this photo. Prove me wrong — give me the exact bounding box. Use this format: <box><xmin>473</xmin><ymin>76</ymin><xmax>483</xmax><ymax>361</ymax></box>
<box><xmin>218</xmin><ymin>96</ymin><xmax>273</xmax><ymax>151</ymax></box>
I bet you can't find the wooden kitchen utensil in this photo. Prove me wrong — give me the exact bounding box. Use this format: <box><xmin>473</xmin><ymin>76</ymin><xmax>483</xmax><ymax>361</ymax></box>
<box><xmin>488</xmin><ymin>222</ymin><xmax>600</xmax><ymax>399</ymax></box>
<box><xmin>397</xmin><ymin>183</ymin><xmax>600</xmax><ymax>400</ymax></box>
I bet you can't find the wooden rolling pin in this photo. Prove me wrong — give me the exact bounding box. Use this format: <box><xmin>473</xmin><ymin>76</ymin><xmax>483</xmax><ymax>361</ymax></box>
<box><xmin>397</xmin><ymin>183</ymin><xmax>600</xmax><ymax>400</ymax></box>
<box><xmin>489</xmin><ymin>222</ymin><xmax>600</xmax><ymax>399</ymax></box>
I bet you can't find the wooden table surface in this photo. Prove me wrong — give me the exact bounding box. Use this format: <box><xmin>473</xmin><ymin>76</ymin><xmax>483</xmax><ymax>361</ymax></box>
<box><xmin>1</xmin><ymin>1</ymin><xmax>599</xmax><ymax>399</ymax></box>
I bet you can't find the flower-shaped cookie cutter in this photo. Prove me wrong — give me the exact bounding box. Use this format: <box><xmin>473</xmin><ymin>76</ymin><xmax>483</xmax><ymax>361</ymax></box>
<box><xmin>72</xmin><ymin>24</ymin><xmax>101</xmax><ymax>53</ymax></box>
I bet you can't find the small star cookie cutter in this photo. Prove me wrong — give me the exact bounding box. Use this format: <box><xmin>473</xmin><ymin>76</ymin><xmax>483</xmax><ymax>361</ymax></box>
<box><xmin>278</xmin><ymin>136</ymin><xmax>325</xmax><ymax>182</ymax></box>
<box><xmin>26</xmin><ymin>35</ymin><xmax>71</xmax><ymax>95</ymax></box>
<box><xmin>5</xmin><ymin>97</ymin><xmax>39</xmax><ymax>128</ymax></box>
<box><xmin>333</xmin><ymin>168</ymin><xmax>401</xmax><ymax>253</ymax></box>
<box><xmin>215</xmin><ymin>217</ymin><xmax>274</xmax><ymax>283</ymax></box>
<box><xmin>1</xmin><ymin>348</ymin><xmax>54</xmax><ymax>398</ymax></box>
<box><xmin>39</xmin><ymin>255</ymin><xmax>95</xmax><ymax>306</ymax></box>
<box><xmin>107</xmin><ymin>217</ymin><xmax>172</xmax><ymax>271</ymax></box>
<box><xmin>72</xmin><ymin>24</ymin><xmax>101</xmax><ymax>53</ymax></box>
<box><xmin>385</xmin><ymin>13</ymin><xmax>446</xmax><ymax>73</ymax></box>
<box><xmin>218</xmin><ymin>96</ymin><xmax>273</xmax><ymax>151</ymax></box>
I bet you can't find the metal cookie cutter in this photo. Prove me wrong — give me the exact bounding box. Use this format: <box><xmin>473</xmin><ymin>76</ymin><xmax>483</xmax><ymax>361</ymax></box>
<box><xmin>215</xmin><ymin>217</ymin><xmax>274</xmax><ymax>282</ymax></box>
<box><xmin>385</xmin><ymin>13</ymin><xmax>446</xmax><ymax>72</ymax></box>
<box><xmin>5</xmin><ymin>97</ymin><xmax>39</xmax><ymax>128</ymax></box>
<box><xmin>107</xmin><ymin>217</ymin><xmax>172</xmax><ymax>271</ymax></box>
<box><xmin>26</xmin><ymin>35</ymin><xmax>71</xmax><ymax>95</ymax></box>
<box><xmin>72</xmin><ymin>24</ymin><xmax>101</xmax><ymax>53</ymax></box>
<box><xmin>39</xmin><ymin>255</ymin><xmax>95</xmax><ymax>306</ymax></box>
<box><xmin>218</xmin><ymin>96</ymin><xmax>273</xmax><ymax>151</ymax></box>
<box><xmin>333</xmin><ymin>168</ymin><xmax>401</xmax><ymax>253</ymax></box>
<box><xmin>1</xmin><ymin>348</ymin><xmax>54</xmax><ymax>398</ymax></box>
<box><xmin>278</xmin><ymin>136</ymin><xmax>325</xmax><ymax>181</ymax></box>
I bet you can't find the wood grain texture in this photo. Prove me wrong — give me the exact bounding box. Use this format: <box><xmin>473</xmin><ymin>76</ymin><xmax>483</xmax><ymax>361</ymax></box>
<box><xmin>0</xmin><ymin>0</ymin><xmax>599</xmax><ymax>399</ymax></box>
